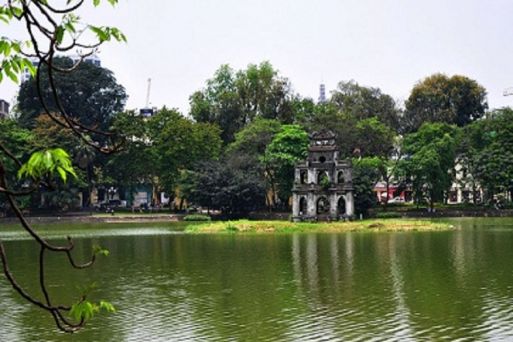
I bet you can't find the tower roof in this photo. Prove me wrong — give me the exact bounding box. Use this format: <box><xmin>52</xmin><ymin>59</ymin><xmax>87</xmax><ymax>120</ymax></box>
<box><xmin>308</xmin><ymin>130</ymin><xmax>337</xmax><ymax>152</ymax></box>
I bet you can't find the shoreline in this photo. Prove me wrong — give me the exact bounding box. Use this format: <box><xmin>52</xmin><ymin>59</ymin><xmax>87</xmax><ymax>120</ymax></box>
<box><xmin>0</xmin><ymin>215</ymin><xmax>454</xmax><ymax>234</ymax></box>
<box><xmin>2</xmin><ymin>207</ymin><xmax>513</xmax><ymax>226</ymax></box>
<box><xmin>0</xmin><ymin>214</ymin><xmax>184</xmax><ymax>225</ymax></box>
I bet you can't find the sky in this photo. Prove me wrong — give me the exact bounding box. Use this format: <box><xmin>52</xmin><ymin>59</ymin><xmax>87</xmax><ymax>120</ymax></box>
<box><xmin>1</xmin><ymin>0</ymin><xmax>513</xmax><ymax>114</ymax></box>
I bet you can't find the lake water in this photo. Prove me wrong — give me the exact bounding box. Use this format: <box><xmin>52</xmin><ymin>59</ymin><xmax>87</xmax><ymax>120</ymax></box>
<box><xmin>1</xmin><ymin>218</ymin><xmax>513</xmax><ymax>341</ymax></box>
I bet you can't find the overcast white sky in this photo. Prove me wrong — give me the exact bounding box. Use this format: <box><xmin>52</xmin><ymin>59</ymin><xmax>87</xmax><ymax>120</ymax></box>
<box><xmin>1</xmin><ymin>0</ymin><xmax>513</xmax><ymax>114</ymax></box>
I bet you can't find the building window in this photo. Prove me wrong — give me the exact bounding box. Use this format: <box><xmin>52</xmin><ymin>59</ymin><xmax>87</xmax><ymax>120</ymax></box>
<box><xmin>300</xmin><ymin>171</ymin><xmax>307</xmax><ymax>184</ymax></box>
<box><xmin>316</xmin><ymin>197</ymin><xmax>329</xmax><ymax>214</ymax></box>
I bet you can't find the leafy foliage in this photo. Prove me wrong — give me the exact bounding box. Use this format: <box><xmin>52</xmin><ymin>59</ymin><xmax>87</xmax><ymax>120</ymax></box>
<box><xmin>262</xmin><ymin>125</ymin><xmax>309</xmax><ymax>208</ymax></box>
<box><xmin>403</xmin><ymin>74</ymin><xmax>487</xmax><ymax>132</ymax></box>
<box><xmin>18</xmin><ymin>57</ymin><xmax>127</xmax><ymax>132</ymax></box>
<box><xmin>398</xmin><ymin>123</ymin><xmax>459</xmax><ymax>208</ymax></box>
<box><xmin>190</xmin><ymin>62</ymin><xmax>296</xmax><ymax>143</ymax></box>
<box><xmin>18</xmin><ymin>148</ymin><xmax>77</xmax><ymax>183</ymax></box>
<box><xmin>70</xmin><ymin>300</ymin><xmax>116</xmax><ymax>322</ymax></box>
<box><xmin>461</xmin><ymin>108</ymin><xmax>513</xmax><ymax>199</ymax></box>
<box><xmin>330</xmin><ymin>80</ymin><xmax>401</xmax><ymax>132</ymax></box>
<box><xmin>151</xmin><ymin>108</ymin><xmax>222</xmax><ymax>194</ymax></box>
<box><xmin>352</xmin><ymin>157</ymin><xmax>381</xmax><ymax>216</ymax></box>
<box><xmin>185</xmin><ymin>161</ymin><xmax>267</xmax><ymax>216</ymax></box>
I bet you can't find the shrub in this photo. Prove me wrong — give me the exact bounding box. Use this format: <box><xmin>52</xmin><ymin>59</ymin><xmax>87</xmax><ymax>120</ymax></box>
<box><xmin>183</xmin><ymin>214</ymin><xmax>212</xmax><ymax>221</ymax></box>
<box><xmin>224</xmin><ymin>222</ymin><xmax>239</xmax><ymax>232</ymax></box>
<box><xmin>375</xmin><ymin>211</ymin><xmax>402</xmax><ymax>219</ymax></box>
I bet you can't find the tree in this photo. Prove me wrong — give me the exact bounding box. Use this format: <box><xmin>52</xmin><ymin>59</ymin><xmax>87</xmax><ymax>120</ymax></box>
<box><xmin>190</xmin><ymin>62</ymin><xmax>295</xmax><ymax>143</ymax></box>
<box><xmin>0</xmin><ymin>0</ymin><xmax>126</xmax><ymax>332</ymax></box>
<box><xmin>461</xmin><ymin>108</ymin><xmax>513</xmax><ymax>201</ymax></box>
<box><xmin>18</xmin><ymin>56</ymin><xmax>127</xmax><ymax>133</ymax></box>
<box><xmin>104</xmin><ymin>110</ymin><xmax>155</xmax><ymax>203</ymax></box>
<box><xmin>226</xmin><ymin>118</ymin><xmax>282</xmax><ymax>172</ymax></box>
<box><xmin>352</xmin><ymin>157</ymin><xmax>381</xmax><ymax>216</ymax></box>
<box><xmin>398</xmin><ymin>123</ymin><xmax>459</xmax><ymax>210</ymax></box>
<box><xmin>330</xmin><ymin>80</ymin><xmax>401</xmax><ymax>132</ymax></box>
<box><xmin>235</xmin><ymin>61</ymin><xmax>295</xmax><ymax>123</ymax></box>
<box><xmin>305</xmin><ymin>103</ymin><xmax>396</xmax><ymax>160</ymax></box>
<box><xmin>32</xmin><ymin>114</ymin><xmax>79</xmax><ymax>152</ymax></box>
<box><xmin>304</xmin><ymin>102</ymin><xmax>360</xmax><ymax>158</ymax></box>
<box><xmin>262</xmin><ymin>125</ymin><xmax>309</xmax><ymax>209</ymax></box>
<box><xmin>354</xmin><ymin>117</ymin><xmax>395</xmax><ymax>158</ymax></box>
<box><xmin>0</xmin><ymin>119</ymin><xmax>35</xmax><ymax>214</ymax></box>
<box><xmin>151</xmin><ymin>108</ymin><xmax>222</xmax><ymax>197</ymax></box>
<box><xmin>354</xmin><ymin>118</ymin><xmax>398</xmax><ymax>208</ymax></box>
<box><xmin>403</xmin><ymin>74</ymin><xmax>488</xmax><ymax>132</ymax></box>
<box><xmin>185</xmin><ymin>161</ymin><xmax>267</xmax><ymax>216</ymax></box>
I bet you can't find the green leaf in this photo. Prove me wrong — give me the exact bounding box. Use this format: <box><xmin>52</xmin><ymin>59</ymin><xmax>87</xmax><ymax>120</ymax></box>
<box><xmin>70</xmin><ymin>299</ymin><xmax>115</xmax><ymax>322</ymax></box>
<box><xmin>17</xmin><ymin>148</ymin><xmax>77</xmax><ymax>182</ymax></box>
<box><xmin>99</xmin><ymin>300</ymin><xmax>116</xmax><ymax>313</ymax></box>
<box><xmin>93</xmin><ymin>244</ymin><xmax>110</xmax><ymax>256</ymax></box>
<box><xmin>55</xmin><ymin>26</ymin><xmax>65</xmax><ymax>45</ymax></box>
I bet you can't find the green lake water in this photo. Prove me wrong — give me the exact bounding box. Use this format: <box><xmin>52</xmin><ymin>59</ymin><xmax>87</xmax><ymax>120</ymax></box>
<box><xmin>1</xmin><ymin>218</ymin><xmax>513</xmax><ymax>341</ymax></box>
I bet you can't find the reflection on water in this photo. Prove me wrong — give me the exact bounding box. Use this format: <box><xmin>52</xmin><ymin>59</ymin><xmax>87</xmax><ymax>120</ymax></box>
<box><xmin>1</xmin><ymin>218</ymin><xmax>513</xmax><ymax>340</ymax></box>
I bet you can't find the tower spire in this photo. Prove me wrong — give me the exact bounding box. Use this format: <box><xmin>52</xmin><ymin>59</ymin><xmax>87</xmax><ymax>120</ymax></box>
<box><xmin>318</xmin><ymin>83</ymin><xmax>326</xmax><ymax>103</ymax></box>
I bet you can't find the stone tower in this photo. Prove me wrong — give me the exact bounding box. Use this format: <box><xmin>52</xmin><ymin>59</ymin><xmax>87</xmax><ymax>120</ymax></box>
<box><xmin>292</xmin><ymin>130</ymin><xmax>354</xmax><ymax>221</ymax></box>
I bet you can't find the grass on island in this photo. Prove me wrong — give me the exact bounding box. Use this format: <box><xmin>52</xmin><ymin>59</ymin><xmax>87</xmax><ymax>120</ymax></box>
<box><xmin>185</xmin><ymin>219</ymin><xmax>453</xmax><ymax>234</ymax></box>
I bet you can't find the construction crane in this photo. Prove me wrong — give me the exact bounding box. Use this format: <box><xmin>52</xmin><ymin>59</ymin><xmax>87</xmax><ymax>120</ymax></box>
<box><xmin>145</xmin><ymin>78</ymin><xmax>152</xmax><ymax>108</ymax></box>
<box><xmin>140</xmin><ymin>78</ymin><xmax>154</xmax><ymax>117</ymax></box>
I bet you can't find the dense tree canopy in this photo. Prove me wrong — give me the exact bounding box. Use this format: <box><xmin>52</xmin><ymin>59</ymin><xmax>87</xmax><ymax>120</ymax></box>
<box><xmin>398</xmin><ymin>123</ymin><xmax>459</xmax><ymax>208</ymax></box>
<box><xmin>330</xmin><ymin>80</ymin><xmax>401</xmax><ymax>131</ymax></box>
<box><xmin>403</xmin><ymin>74</ymin><xmax>487</xmax><ymax>132</ymax></box>
<box><xmin>461</xmin><ymin>108</ymin><xmax>513</xmax><ymax>199</ymax></box>
<box><xmin>0</xmin><ymin>119</ymin><xmax>34</xmax><ymax>182</ymax></box>
<box><xmin>190</xmin><ymin>62</ymin><xmax>295</xmax><ymax>143</ymax></box>
<box><xmin>17</xmin><ymin>57</ymin><xmax>127</xmax><ymax>132</ymax></box>
<box><xmin>184</xmin><ymin>161</ymin><xmax>267</xmax><ymax>216</ymax></box>
<box><xmin>262</xmin><ymin>125</ymin><xmax>309</xmax><ymax>208</ymax></box>
<box><xmin>226</xmin><ymin>118</ymin><xmax>282</xmax><ymax>172</ymax></box>
<box><xmin>151</xmin><ymin>108</ymin><xmax>222</xmax><ymax>194</ymax></box>
<box><xmin>352</xmin><ymin>157</ymin><xmax>381</xmax><ymax>215</ymax></box>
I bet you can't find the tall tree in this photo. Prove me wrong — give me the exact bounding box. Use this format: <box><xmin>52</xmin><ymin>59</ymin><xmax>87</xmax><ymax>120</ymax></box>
<box><xmin>403</xmin><ymin>74</ymin><xmax>487</xmax><ymax>132</ymax></box>
<box><xmin>354</xmin><ymin>118</ymin><xmax>398</xmax><ymax>208</ymax></box>
<box><xmin>262</xmin><ymin>124</ymin><xmax>309</xmax><ymax>209</ymax></box>
<box><xmin>226</xmin><ymin>118</ymin><xmax>282</xmax><ymax>172</ymax></box>
<box><xmin>461</xmin><ymin>108</ymin><xmax>513</xmax><ymax>200</ymax></box>
<box><xmin>185</xmin><ymin>161</ymin><xmax>267</xmax><ymax>216</ymax></box>
<box><xmin>398</xmin><ymin>123</ymin><xmax>459</xmax><ymax>209</ymax></box>
<box><xmin>151</xmin><ymin>108</ymin><xmax>222</xmax><ymax>196</ymax></box>
<box><xmin>330</xmin><ymin>80</ymin><xmax>401</xmax><ymax>131</ymax></box>
<box><xmin>352</xmin><ymin>157</ymin><xmax>381</xmax><ymax>216</ymax></box>
<box><xmin>190</xmin><ymin>62</ymin><xmax>295</xmax><ymax>143</ymax></box>
<box><xmin>18</xmin><ymin>56</ymin><xmax>127</xmax><ymax>133</ymax></box>
<box><xmin>304</xmin><ymin>102</ymin><xmax>359</xmax><ymax>158</ymax></box>
<box><xmin>103</xmin><ymin>111</ymin><xmax>154</xmax><ymax>203</ymax></box>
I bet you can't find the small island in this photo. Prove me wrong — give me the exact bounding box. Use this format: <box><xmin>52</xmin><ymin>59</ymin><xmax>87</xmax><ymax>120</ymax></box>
<box><xmin>185</xmin><ymin>219</ymin><xmax>453</xmax><ymax>234</ymax></box>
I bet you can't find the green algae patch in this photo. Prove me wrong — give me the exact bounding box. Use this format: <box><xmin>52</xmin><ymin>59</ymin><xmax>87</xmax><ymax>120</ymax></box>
<box><xmin>185</xmin><ymin>219</ymin><xmax>453</xmax><ymax>234</ymax></box>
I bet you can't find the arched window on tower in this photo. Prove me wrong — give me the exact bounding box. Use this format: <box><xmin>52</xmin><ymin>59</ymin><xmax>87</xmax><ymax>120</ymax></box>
<box><xmin>299</xmin><ymin>197</ymin><xmax>307</xmax><ymax>215</ymax></box>
<box><xmin>317</xmin><ymin>171</ymin><xmax>329</xmax><ymax>185</ymax></box>
<box><xmin>338</xmin><ymin>197</ymin><xmax>346</xmax><ymax>215</ymax></box>
<box><xmin>337</xmin><ymin>171</ymin><xmax>345</xmax><ymax>184</ymax></box>
<box><xmin>300</xmin><ymin>170</ymin><xmax>307</xmax><ymax>184</ymax></box>
<box><xmin>317</xmin><ymin>197</ymin><xmax>329</xmax><ymax>215</ymax></box>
